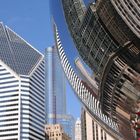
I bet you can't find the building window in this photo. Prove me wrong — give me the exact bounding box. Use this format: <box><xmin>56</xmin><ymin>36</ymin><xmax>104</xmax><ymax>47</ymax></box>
<box><xmin>96</xmin><ymin>124</ymin><xmax>98</xmax><ymax>140</ymax></box>
<box><xmin>104</xmin><ymin>132</ymin><xmax>107</xmax><ymax>140</ymax></box>
<box><xmin>92</xmin><ymin>120</ymin><xmax>95</xmax><ymax>140</ymax></box>
<box><xmin>101</xmin><ymin>129</ymin><xmax>103</xmax><ymax>140</ymax></box>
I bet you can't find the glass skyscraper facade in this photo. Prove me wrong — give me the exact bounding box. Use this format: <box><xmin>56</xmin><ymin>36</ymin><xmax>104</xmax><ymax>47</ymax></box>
<box><xmin>45</xmin><ymin>46</ymin><xmax>66</xmax><ymax>124</ymax></box>
<box><xmin>0</xmin><ymin>22</ymin><xmax>45</xmax><ymax>140</ymax></box>
<box><xmin>45</xmin><ymin>46</ymin><xmax>75</xmax><ymax>139</ymax></box>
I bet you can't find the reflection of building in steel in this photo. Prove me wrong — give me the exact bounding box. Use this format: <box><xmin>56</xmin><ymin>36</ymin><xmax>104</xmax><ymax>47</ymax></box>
<box><xmin>110</xmin><ymin>0</ymin><xmax>140</xmax><ymax>39</ymax></box>
<box><xmin>60</xmin><ymin>0</ymin><xmax>140</xmax><ymax>139</ymax></box>
<box><xmin>81</xmin><ymin>108</ymin><xmax>117</xmax><ymax>140</ymax></box>
<box><xmin>45</xmin><ymin>124</ymin><xmax>71</xmax><ymax>140</ymax></box>
<box><xmin>54</xmin><ymin>26</ymin><xmax>122</xmax><ymax>140</ymax></box>
<box><xmin>75</xmin><ymin>57</ymin><xmax>98</xmax><ymax>94</ymax></box>
<box><xmin>61</xmin><ymin>0</ymin><xmax>86</xmax><ymax>46</ymax></box>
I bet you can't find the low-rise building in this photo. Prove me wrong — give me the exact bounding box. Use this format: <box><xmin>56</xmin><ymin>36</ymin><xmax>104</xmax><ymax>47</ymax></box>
<box><xmin>81</xmin><ymin>108</ymin><xmax>119</xmax><ymax>140</ymax></box>
<box><xmin>45</xmin><ymin>124</ymin><xmax>71</xmax><ymax>140</ymax></box>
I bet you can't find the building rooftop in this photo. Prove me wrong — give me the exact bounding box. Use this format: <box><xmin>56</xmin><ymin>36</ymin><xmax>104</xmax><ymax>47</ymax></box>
<box><xmin>0</xmin><ymin>22</ymin><xmax>43</xmax><ymax>75</ymax></box>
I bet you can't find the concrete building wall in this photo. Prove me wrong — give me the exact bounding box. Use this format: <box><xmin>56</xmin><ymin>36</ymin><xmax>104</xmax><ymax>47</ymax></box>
<box><xmin>81</xmin><ymin>109</ymin><xmax>118</xmax><ymax>140</ymax></box>
<box><xmin>45</xmin><ymin>124</ymin><xmax>71</xmax><ymax>140</ymax></box>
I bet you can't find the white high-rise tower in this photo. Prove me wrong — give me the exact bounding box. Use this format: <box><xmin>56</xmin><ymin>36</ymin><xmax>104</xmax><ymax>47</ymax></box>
<box><xmin>0</xmin><ymin>23</ymin><xmax>45</xmax><ymax>140</ymax></box>
<box><xmin>75</xmin><ymin>118</ymin><xmax>81</xmax><ymax>140</ymax></box>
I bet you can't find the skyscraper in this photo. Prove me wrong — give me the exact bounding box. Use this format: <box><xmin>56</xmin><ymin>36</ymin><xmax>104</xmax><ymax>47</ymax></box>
<box><xmin>0</xmin><ymin>22</ymin><xmax>45</xmax><ymax>140</ymax></box>
<box><xmin>75</xmin><ymin>118</ymin><xmax>81</xmax><ymax>140</ymax></box>
<box><xmin>53</xmin><ymin>23</ymin><xmax>122</xmax><ymax>140</ymax></box>
<box><xmin>45</xmin><ymin>46</ymin><xmax>75</xmax><ymax>139</ymax></box>
<box><xmin>45</xmin><ymin>46</ymin><xmax>66</xmax><ymax>123</ymax></box>
<box><xmin>45</xmin><ymin>124</ymin><xmax>71</xmax><ymax>140</ymax></box>
<box><xmin>58</xmin><ymin>114</ymin><xmax>75</xmax><ymax>140</ymax></box>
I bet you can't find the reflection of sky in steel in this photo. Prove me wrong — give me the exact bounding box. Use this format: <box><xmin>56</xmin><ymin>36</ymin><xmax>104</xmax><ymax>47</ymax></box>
<box><xmin>50</xmin><ymin>0</ymin><xmax>77</xmax><ymax>66</ymax></box>
<box><xmin>50</xmin><ymin>0</ymin><xmax>93</xmax><ymax>69</ymax></box>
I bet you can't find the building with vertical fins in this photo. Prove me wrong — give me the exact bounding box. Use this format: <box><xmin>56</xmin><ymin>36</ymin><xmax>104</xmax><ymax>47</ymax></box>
<box><xmin>51</xmin><ymin>0</ymin><xmax>140</xmax><ymax>139</ymax></box>
<box><xmin>45</xmin><ymin>46</ymin><xmax>75</xmax><ymax>140</ymax></box>
<box><xmin>0</xmin><ymin>22</ymin><xmax>45</xmax><ymax>140</ymax></box>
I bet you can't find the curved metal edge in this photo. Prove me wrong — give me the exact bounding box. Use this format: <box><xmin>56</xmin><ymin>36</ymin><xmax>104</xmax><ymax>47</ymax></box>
<box><xmin>53</xmin><ymin>23</ymin><xmax>124</xmax><ymax>139</ymax></box>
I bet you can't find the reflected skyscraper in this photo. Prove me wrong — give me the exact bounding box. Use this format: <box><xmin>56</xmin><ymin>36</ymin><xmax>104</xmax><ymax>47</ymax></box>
<box><xmin>0</xmin><ymin>22</ymin><xmax>45</xmax><ymax>140</ymax></box>
<box><xmin>45</xmin><ymin>46</ymin><xmax>74</xmax><ymax>139</ymax></box>
<box><xmin>50</xmin><ymin>0</ymin><xmax>140</xmax><ymax>139</ymax></box>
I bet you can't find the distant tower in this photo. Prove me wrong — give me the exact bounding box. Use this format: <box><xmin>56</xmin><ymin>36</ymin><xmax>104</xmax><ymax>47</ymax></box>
<box><xmin>45</xmin><ymin>46</ymin><xmax>75</xmax><ymax>139</ymax></box>
<box><xmin>75</xmin><ymin>118</ymin><xmax>81</xmax><ymax>140</ymax></box>
<box><xmin>81</xmin><ymin>108</ymin><xmax>118</xmax><ymax>140</ymax></box>
<box><xmin>45</xmin><ymin>46</ymin><xmax>66</xmax><ymax>124</ymax></box>
<box><xmin>0</xmin><ymin>22</ymin><xmax>45</xmax><ymax>140</ymax></box>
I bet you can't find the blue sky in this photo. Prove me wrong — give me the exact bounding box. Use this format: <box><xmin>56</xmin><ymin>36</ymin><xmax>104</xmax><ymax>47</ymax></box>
<box><xmin>0</xmin><ymin>0</ymin><xmax>53</xmax><ymax>52</ymax></box>
<box><xmin>0</xmin><ymin>0</ymin><xmax>81</xmax><ymax>119</ymax></box>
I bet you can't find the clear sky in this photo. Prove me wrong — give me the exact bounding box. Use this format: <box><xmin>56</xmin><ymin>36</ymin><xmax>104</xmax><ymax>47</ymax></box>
<box><xmin>0</xmin><ymin>0</ymin><xmax>81</xmax><ymax>119</ymax></box>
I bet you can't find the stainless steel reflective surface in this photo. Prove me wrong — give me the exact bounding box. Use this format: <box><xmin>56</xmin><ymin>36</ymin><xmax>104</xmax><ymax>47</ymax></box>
<box><xmin>50</xmin><ymin>0</ymin><xmax>90</xmax><ymax>67</ymax></box>
<box><xmin>50</xmin><ymin>0</ymin><xmax>139</xmax><ymax>139</ymax></box>
<box><xmin>50</xmin><ymin>0</ymin><xmax>122</xmax><ymax>137</ymax></box>
<box><xmin>54</xmin><ymin>25</ymin><xmax>123</xmax><ymax>140</ymax></box>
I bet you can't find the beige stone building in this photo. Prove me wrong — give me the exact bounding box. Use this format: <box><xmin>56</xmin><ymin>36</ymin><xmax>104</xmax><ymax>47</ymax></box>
<box><xmin>45</xmin><ymin>124</ymin><xmax>71</xmax><ymax>140</ymax></box>
<box><xmin>81</xmin><ymin>108</ymin><xmax>120</xmax><ymax>140</ymax></box>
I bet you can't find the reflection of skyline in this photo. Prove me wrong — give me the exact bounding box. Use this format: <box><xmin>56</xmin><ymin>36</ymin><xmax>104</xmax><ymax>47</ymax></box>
<box><xmin>45</xmin><ymin>46</ymin><xmax>66</xmax><ymax>124</ymax></box>
<box><xmin>51</xmin><ymin>0</ymin><xmax>140</xmax><ymax>139</ymax></box>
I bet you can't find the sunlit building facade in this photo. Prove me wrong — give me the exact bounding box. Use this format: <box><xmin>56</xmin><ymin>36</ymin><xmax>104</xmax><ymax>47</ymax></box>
<box><xmin>81</xmin><ymin>108</ymin><xmax>117</xmax><ymax>140</ymax></box>
<box><xmin>0</xmin><ymin>23</ymin><xmax>45</xmax><ymax>140</ymax></box>
<box><xmin>45</xmin><ymin>124</ymin><xmax>71</xmax><ymax>140</ymax></box>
